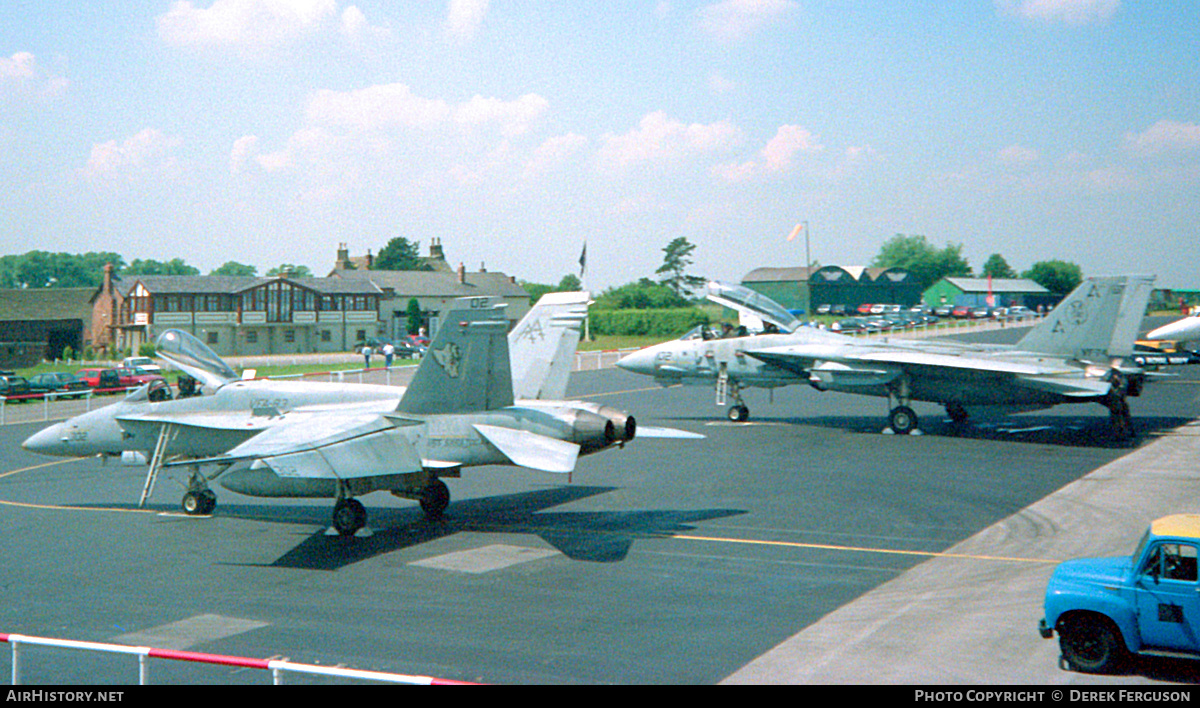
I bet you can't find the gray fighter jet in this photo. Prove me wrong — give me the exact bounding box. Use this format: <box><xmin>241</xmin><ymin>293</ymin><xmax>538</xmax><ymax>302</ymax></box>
<box><xmin>24</xmin><ymin>293</ymin><xmax>698</xmax><ymax>535</ymax></box>
<box><xmin>617</xmin><ymin>276</ymin><xmax>1155</xmax><ymax>436</ymax></box>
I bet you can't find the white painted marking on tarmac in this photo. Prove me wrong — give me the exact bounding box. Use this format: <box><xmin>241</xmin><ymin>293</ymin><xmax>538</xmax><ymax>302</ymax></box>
<box><xmin>112</xmin><ymin>614</ymin><xmax>268</xmax><ymax>651</ymax></box>
<box><xmin>409</xmin><ymin>544</ymin><xmax>559</xmax><ymax>574</ymax></box>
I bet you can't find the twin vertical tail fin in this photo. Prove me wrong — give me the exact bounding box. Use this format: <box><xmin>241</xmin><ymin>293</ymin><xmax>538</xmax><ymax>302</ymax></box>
<box><xmin>1016</xmin><ymin>275</ymin><xmax>1155</xmax><ymax>360</ymax></box>
<box><xmin>396</xmin><ymin>297</ymin><xmax>514</xmax><ymax>415</ymax></box>
<box><xmin>508</xmin><ymin>290</ymin><xmax>590</xmax><ymax>400</ymax></box>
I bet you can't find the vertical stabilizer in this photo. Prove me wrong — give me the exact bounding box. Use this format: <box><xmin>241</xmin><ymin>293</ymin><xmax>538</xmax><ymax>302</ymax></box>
<box><xmin>508</xmin><ymin>291</ymin><xmax>590</xmax><ymax>400</ymax></box>
<box><xmin>397</xmin><ymin>297</ymin><xmax>514</xmax><ymax>415</ymax></box>
<box><xmin>1016</xmin><ymin>275</ymin><xmax>1155</xmax><ymax>360</ymax></box>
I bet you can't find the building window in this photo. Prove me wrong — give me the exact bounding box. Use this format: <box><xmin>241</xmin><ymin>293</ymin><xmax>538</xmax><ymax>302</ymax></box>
<box><xmin>284</xmin><ymin>329</ymin><xmax>295</xmax><ymax>343</ymax></box>
<box><xmin>321</xmin><ymin>330</ymin><xmax>331</xmax><ymax>342</ymax></box>
<box><xmin>206</xmin><ymin>332</ymin><xmax>218</xmax><ymax>345</ymax></box>
<box><xmin>246</xmin><ymin>331</ymin><xmax>258</xmax><ymax>344</ymax></box>
<box><xmin>356</xmin><ymin>329</ymin><xmax>366</xmax><ymax>342</ymax></box>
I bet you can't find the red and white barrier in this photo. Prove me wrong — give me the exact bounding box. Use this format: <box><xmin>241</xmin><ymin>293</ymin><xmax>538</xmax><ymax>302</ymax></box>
<box><xmin>1</xmin><ymin>632</ymin><xmax>475</xmax><ymax>685</ymax></box>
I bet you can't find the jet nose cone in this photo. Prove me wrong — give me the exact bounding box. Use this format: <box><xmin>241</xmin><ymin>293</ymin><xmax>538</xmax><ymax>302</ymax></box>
<box><xmin>22</xmin><ymin>423</ymin><xmax>66</xmax><ymax>456</ymax></box>
<box><xmin>616</xmin><ymin>348</ymin><xmax>655</xmax><ymax>375</ymax></box>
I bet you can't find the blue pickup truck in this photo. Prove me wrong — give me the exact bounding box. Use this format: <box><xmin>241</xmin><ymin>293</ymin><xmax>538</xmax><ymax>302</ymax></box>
<box><xmin>1040</xmin><ymin>514</ymin><xmax>1200</xmax><ymax>672</ymax></box>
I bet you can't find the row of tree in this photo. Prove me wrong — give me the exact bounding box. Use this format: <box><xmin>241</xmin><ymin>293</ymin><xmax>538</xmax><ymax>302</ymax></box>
<box><xmin>870</xmin><ymin>234</ymin><xmax>1083</xmax><ymax>296</ymax></box>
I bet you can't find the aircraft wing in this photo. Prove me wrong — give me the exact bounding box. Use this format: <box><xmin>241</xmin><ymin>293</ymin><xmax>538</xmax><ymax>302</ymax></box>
<box><xmin>165</xmin><ymin>412</ymin><xmax>422</xmax><ymax>480</ymax></box>
<box><xmin>749</xmin><ymin>343</ymin><xmax>1112</xmax><ymax>396</ymax></box>
<box><xmin>473</xmin><ymin>423</ymin><xmax>579</xmax><ymax>473</ymax></box>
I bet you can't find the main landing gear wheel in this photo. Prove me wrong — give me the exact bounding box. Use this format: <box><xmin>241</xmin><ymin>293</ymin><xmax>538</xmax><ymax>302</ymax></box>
<box><xmin>946</xmin><ymin>402</ymin><xmax>969</xmax><ymax>424</ymax></box>
<box><xmin>727</xmin><ymin>404</ymin><xmax>750</xmax><ymax>422</ymax></box>
<box><xmin>332</xmin><ymin>498</ymin><xmax>367</xmax><ymax>537</ymax></box>
<box><xmin>888</xmin><ymin>406</ymin><xmax>919</xmax><ymax>435</ymax></box>
<box><xmin>420</xmin><ymin>479</ymin><xmax>450</xmax><ymax>519</ymax></box>
<box><xmin>181</xmin><ymin>489</ymin><xmax>216</xmax><ymax>515</ymax></box>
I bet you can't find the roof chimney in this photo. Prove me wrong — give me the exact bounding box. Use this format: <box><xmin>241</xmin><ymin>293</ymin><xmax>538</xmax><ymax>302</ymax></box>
<box><xmin>457</xmin><ymin>262</ymin><xmax>466</xmax><ymax>283</ymax></box>
<box><xmin>429</xmin><ymin>237</ymin><xmax>444</xmax><ymax>261</ymax></box>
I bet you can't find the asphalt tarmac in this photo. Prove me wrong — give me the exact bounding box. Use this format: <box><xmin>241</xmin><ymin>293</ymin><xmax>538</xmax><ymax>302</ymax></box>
<box><xmin>2</xmin><ymin>330</ymin><xmax>1200</xmax><ymax>685</ymax></box>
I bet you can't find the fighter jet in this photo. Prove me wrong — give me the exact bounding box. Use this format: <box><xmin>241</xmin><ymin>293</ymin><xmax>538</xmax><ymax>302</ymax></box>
<box><xmin>1146</xmin><ymin>314</ymin><xmax>1200</xmax><ymax>342</ymax></box>
<box><xmin>24</xmin><ymin>293</ymin><xmax>697</xmax><ymax>535</ymax></box>
<box><xmin>617</xmin><ymin>276</ymin><xmax>1155</xmax><ymax>437</ymax></box>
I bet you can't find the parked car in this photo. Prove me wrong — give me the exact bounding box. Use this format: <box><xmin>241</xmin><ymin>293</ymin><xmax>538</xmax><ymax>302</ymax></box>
<box><xmin>856</xmin><ymin>303</ymin><xmax>873</xmax><ymax>315</ymax></box>
<box><xmin>114</xmin><ymin>366</ymin><xmax>167</xmax><ymax>388</ymax></box>
<box><xmin>122</xmin><ymin>355</ymin><xmax>163</xmax><ymax>374</ymax></box>
<box><xmin>27</xmin><ymin>372</ymin><xmax>89</xmax><ymax>399</ymax></box>
<box><xmin>951</xmin><ymin>305</ymin><xmax>972</xmax><ymax>319</ymax></box>
<box><xmin>829</xmin><ymin>304</ymin><xmax>848</xmax><ymax>316</ymax></box>
<box><xmin>933</xmin><ymin>305</ymin><xmax>954</xmax><ymax>318</ymax></box>
<box><xmin>0</xmin><ymin>374</ymin><xmax>31</xmax><ymax>401</ymax></box>
<box><xmin>76</xmin><ymin>367</ymin><xmax>121</xmax><ymax>391</ymax></box>
<box><xmin>1007</xmin><ymin>305</ymin><xmax>1033</xmax><ymax>320</ymax></box>
<box><xmin>1040</xmin><ymin>514</ymin><xmax>1200</xmax><ymax>673</ymax></box>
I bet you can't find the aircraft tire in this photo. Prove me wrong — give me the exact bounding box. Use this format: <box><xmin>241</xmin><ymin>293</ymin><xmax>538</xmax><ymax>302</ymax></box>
<box><xmin>727</xmin><ymin>405</ymin><xmax>750</xmax><ymax>422</ymax></box>
<box><xmin>420</xmin><ymin>479</ymin><xmax>450</xmax><ymax>519</ymax></box>
<box><xmin>332</xmin><ymin>498</ymin><xmax>367</xmax><ymax>537</ymax></box>
<box><xmin>181</xmin><ymin>490</ymin><xmax>215</xmax><ymax>516</ymax></box>
<box><xmin>889</xmin><ymin>406</ymin><xmax>918</xmax><ymax>435</ymax></box>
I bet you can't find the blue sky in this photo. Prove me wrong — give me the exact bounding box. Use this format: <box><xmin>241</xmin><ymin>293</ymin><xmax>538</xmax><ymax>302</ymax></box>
<box><xmin>2</xmin><ymin>1</ymin><xmax>1197</xmax><ymax>291</ymax></box>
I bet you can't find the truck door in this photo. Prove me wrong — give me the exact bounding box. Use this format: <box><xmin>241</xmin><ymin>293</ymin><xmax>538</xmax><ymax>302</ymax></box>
<box><xmin>1134</xmin><ymin>542</ymin><xmax>1200</xmax><ymax>651</ymax></box>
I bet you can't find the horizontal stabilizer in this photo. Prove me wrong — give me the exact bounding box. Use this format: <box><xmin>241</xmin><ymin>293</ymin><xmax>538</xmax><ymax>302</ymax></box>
<box><xmin>473</xmin><ymin>423</ymin><xmax>579</xmax><ymax>473</ymax></box>
<box><xmin>635</xmin><ymin>426</ymin><xmax>705</xmax><ymax>439</ymax></box>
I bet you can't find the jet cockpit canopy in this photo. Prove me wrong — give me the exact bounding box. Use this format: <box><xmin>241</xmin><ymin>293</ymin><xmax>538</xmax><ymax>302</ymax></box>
<box><xmin>705</xmin><ymin>281</ymin><xmax>802</xmax><ymax>334</ymax></box>
<box><xmin>155</xmin><ymin>329</ymin><xmax>238</xmax><ymax>389</ymax></box>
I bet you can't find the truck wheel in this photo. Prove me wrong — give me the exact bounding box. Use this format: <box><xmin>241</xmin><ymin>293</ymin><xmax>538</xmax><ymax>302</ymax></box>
<box><xmin>1059</xmin><ymin>615</ymin><xmax>1126</xmax><ymax>673</ymax></box>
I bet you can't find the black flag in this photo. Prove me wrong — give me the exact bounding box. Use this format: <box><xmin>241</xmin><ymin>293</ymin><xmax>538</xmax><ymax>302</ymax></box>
<box><xmin>578</xmin><ymin>242</ymin><xmax>587</xmax><ymax>277</ymax></box>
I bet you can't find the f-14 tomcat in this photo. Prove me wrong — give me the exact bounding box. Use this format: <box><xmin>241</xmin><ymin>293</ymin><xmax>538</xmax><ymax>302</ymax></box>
<box><xmin>23</xmin><ymin>293</ymin><xmax>698</xmax><ymax>536</ymax></box>
<box><xmin>617</xmin><ymin>276</ymin><xmax>1155</xmax><ymax>437</ymax></box>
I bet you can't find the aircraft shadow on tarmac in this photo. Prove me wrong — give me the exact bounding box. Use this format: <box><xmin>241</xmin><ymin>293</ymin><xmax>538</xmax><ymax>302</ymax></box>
<box><xmin>191</xmin><ymin>485</ymin><xmax>747</xmax><ymax>571</ymax></box>
<box><xmin>664</xmin><ymin>412</ymin><xmax>1193</xmax><ymax>450</ymax></box>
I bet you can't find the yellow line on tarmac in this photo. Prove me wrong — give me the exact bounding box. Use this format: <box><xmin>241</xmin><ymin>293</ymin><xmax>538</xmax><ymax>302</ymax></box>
<box><xmin>0</xmin><ymin>457</ymin><xmax>157</xmax><ymax>515</ymax></box>
<box><xmin>670</xmin><ymin>533</ymin><xmax>1058</xmax><ymax>564</ymax></box>
<box><xmin>0</xmin><ymin>457</ymin><xmax>88</xmax><ymax>480</ymax></box>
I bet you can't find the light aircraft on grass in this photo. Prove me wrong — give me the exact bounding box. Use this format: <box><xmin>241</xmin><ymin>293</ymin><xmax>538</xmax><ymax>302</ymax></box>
<box><xmin>23</xmin><ymin>292</ymin><xmax>700</xmax><ymax>535</ymax></box>
<box><xmin>616</xmin><ymin>276</ymin><xmax>1155</xmax><ymax>437</ymax></box>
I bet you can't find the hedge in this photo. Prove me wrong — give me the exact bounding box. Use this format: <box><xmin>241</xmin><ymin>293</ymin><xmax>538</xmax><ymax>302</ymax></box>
<box><xmin>588</xmin><ymin>308</ymin><xmax>710</xmax><ymax>337</ymax></box>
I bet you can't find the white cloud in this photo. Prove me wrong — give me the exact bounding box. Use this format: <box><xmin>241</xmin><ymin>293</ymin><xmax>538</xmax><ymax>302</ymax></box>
<box><xmin>1124</xmin><ymin>120</ymin><xmax>1200</xmax><ymax>157</ymax></box>
<box><xmin>996</xmin><ymin>144</ymin><xmax>1040</xmax><ymax>165</ymax></box>
<box><xmin>761</xmin><ymin>125</ymin><xmax>823</xmax><ymax>172</ymax></box>
<box><xmin>80</xmin><ymin>128</ymin><xmax>183</xmax><ymax>186</ymax></box>
<box><xmin>524</xmin><ymin>132</ymin><xmax>589</xmax><ymax>177</ymax></box>
<box><xmin>229</xmin><ymin>134</ymin><xmax>261</xmax><ymax>175</ymax></box>
<box><xmin>709</xmin><ymin>72</ymin><xmax>736</xmax><ymax>95</ymax></box>
<box><xmin>445</xmin><ymin>0</ymin><xmax>490</xmax><ymax>40</ymax></box>
<box><xmin>699</xmin><ymin>0</ymin><xmax>798</xmax><ymax>43</ymax></box>
<box><xmin>157</xmin><ymin>0</ymin><xmax>387</xmax><ymax>52</ymax></box>
<box><xmin>0</xmin><ymin>52</ymin><xmax>69</xmax><ymax>102</ymax></box>
<box><xmin>995</xmin><ymin>0</ymin><xmax>1119</xmax><ymax>25</ymax></box>
<box><xmin>597</xmin><ymin>111</ymin><xmax>741</xmax><ymax>172</ymax></box>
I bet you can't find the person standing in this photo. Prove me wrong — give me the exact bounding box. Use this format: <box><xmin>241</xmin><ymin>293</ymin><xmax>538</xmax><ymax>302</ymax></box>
<box><xmin>383</xmin><ymin>342</ymin><xmax>394</xmax><ymax>369</ymax></box>
<box><xmin>361</xmin><ymin>344</ymin><xmax>372</xmax><ymax>368</ymax></box>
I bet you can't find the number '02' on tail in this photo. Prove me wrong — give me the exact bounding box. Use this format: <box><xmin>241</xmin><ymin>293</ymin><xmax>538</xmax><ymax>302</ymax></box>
<box><xmin>396</xmin><ymin>297</ymin><xmax>515</xmax><ymax>415</ymax></box>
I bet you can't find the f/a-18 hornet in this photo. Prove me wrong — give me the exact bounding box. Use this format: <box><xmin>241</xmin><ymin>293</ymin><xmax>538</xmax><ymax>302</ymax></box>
<box><xmin>23</xmin><ymin>292</ymin><xmax>699</xmax><ymax>535</ymax></box>
<box><xmin>617</xmin><ymin>276</ymin><xmax>1155</xmax><ymax>437</ymax></box>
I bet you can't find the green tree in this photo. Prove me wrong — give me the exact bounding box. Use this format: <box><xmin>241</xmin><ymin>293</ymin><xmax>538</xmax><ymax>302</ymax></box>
<box><xmin>655</xmin><ymin>237</ymin><xmax>706</xmax><ymax>298</ymax></box>
<box><xmin>211</xmin><ymin>261</ymin><xmax>258</xmax><ymax>276</ymax></box>
<box><xmin>405</xmin><ymin>298</ymin><xmax>423</xmax><ymax>335</ymax></box>
<box><xmin>372</xmin><ymin>237</ymin><xmax>431</xmax><ymax>271</ymax></box>
<box><xmin>1023</xmin><ymin>260</ymin><xmax>1083</xmax><ymax>295</ymax></box>
<box><xmin>520</xmin><ymin>273</ymin><xmax>584</xmax><ymax>304</ymax></box>
<box><xmin>594</xmin><ymin>278</ymin><xmax>688</xmax><ymax>310</ymax></box>
<box><xmin>981</xmin><ymin>254</ymin><xmax>1017</xmax><ymax>280</ymax></box>
<box><xmin>266</xmin><ymin>264</ymin><xmax>312</xmax><ymax>278</ymax></box>
<box><xmin>123</xmin><ymin>258</ymin><xmax>200</xmax><ymax>276</ymax></box>
<box><xmin>871</xmin><ymin>234</ymin><xmax>972</xmax><ymax>291</ymax></box>
<box><xmin>0</xmin><ymin>251</ymin><xmax>124</xmax><ymax>288</ymax></box>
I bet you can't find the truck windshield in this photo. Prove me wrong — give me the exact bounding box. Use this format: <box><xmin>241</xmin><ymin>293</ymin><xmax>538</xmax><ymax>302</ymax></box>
<box><xmin>1132</xmin><ymin>529</ymin><xmax>1151</xmax><ymax>567</ymax></box>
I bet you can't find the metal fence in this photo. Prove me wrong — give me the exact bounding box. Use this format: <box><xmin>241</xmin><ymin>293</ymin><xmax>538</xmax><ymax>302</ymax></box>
<box><xmin>1</xmin><ymin>631</ymin><xmax>473</xmax><ymax>685</ymax></box>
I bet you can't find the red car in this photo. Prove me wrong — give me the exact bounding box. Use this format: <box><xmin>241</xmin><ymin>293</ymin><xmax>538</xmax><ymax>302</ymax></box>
<box><xmin>76</xmin><ymin>367</ymin><xmax>121</xmax><ymax>391</ymax></box>
<box><xmin>114</xmin><ymin>366</ymin><xmax>166</xmax><ymax>388</ymax></box>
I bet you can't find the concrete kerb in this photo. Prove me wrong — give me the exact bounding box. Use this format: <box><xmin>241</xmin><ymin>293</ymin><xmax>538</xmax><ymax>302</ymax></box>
<box><xmin>721</xmin><ymin>420</ymin><xmax>1200</xmax><ymax>684</ymax></box>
